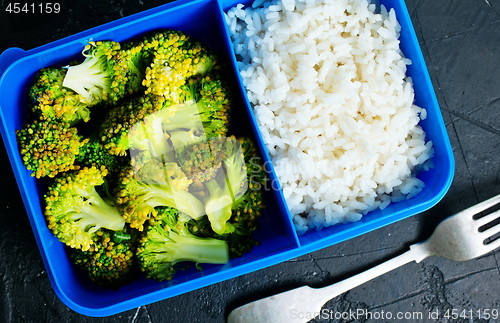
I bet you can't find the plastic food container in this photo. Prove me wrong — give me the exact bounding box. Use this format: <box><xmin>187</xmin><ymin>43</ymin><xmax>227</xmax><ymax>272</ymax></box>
<box><xmin>0</xmin><ymin>0</ymin><xmax>454</xmax><ymax>317</ymax></box>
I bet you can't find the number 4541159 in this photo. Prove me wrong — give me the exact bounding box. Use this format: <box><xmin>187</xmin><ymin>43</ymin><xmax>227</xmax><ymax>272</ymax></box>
<box><xmin>444</xmin><ymin>309</ymin><xmax>499</xmax><ymax>320</ymax></box>
<box><xmin>5</xmin><ymin>3</ymin><xmax>61</xmax><ymax>13</ymax></box>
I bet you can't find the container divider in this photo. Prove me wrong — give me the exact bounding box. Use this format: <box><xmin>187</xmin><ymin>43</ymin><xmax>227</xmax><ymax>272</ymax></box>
<box><xmin>215</xmin><ymin>0</ymin><xmax>302</xmax><ymax>249</ymax></box>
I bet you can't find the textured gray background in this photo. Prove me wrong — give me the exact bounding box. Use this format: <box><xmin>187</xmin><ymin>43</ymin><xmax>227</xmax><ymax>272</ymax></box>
<box><xmin>1</xmin><ymin>0</ymin><xmax>500</xmax><ymax>322</ymax></box>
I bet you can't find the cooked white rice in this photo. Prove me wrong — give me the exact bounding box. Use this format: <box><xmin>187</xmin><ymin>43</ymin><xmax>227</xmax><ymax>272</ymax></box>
<box><xmin>225</xmin><ymin>0</ymin><xmax>434</xmax><ymax>235</ymax></box>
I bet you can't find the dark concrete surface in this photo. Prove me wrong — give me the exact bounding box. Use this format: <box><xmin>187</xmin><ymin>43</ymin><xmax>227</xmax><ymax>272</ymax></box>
<box><xmin>1</xmin><ymin>0</ymin><xmax>500</xmax><ymax>322</ymax></box>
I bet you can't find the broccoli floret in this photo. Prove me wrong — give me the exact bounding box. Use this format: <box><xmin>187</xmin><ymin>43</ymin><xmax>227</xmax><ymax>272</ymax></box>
<box><xmin>98</xmin><ymin>33</ymin><xmax>231</xmax><ymax>158</ymax></box>
<box><xmin>99</xmin><ymin>90</ymin><xmax>229</xmax><ymax>159</ymax></box>
<box><xmin>114</xmin><ymin>153</ymin><xmax>204</xmax><ymax>231</ymax></box>
<box><xmin>120</xmin><ymin>84</ymin><xmax>231</xmax><ymax>181</ymax></box>
<box><xmin>203</xmin><ymin>167</ymin><xmax>234</xmax><ymax>235</ymax></box>
<box><xmin>44</xmin><ymin>166</ymin><xmax>126</xmax><ymax>251</ymax></box>
<box><xmin>137</xmin><ymin>206</ymin><xmax>229</xmax><ymax>282</ymax></box>
<box><xmin>130</xmin><ymin>150</ymin><xmax>192</xmax><ymax>191</ymax></box>
<box><xmin>71</xmin><ymin>229</ymin><xmax>139</xmax><ymax>289</ymax></box>
<box><xmin>122</xmin><ymin>39</ymin><xmax>153</xmax><ymax>95</ymax></box>
<box><xmin>76</xmin><ymin>133</ymin><xmax>127</xmax><ymax>171</ymax></box>
<box><xmin>99</xmin><ymin>95</ymin><xmax>176</xmax><ymax>156</ymax></box>
<box><xmin>187</xmin><ymin>137</ymin><xmax>266</xmax><ymax>257</ymax></box>
<box><xmin>16</xmin><ymin>28</ymin><xmax>254</xmax><ymax>290</ymax></box>
<box><xmin>29</xmin><ymin>67</ymin><xmax>90</xmax><ymax>124</ymax></box>
<box><xmin>126</xmin><ymin>77</ymin><xmax>232</xmax><ymax>183</ymax></box>
<box><xmin>142</xmin><ymin>30</ymin><xmax>216</xmax><ymax>103</ymax></box>
<box><xmin>63</xmin><ymin>41</ymin><xmax>129</xmax><ymax>107</ymax></box>
<box><xmin>163</xmin><ymin>78</ymin><xmax>230</xmax><ymax>138</ymax></box>
<box><xmin>183</xmin><ymin>73</ymin><xmax>231</xmax><ymax>137</ymax></box>
<box><xmin>126</xmin><ymin>103</ymin><xmax>176</xmax><ymax>158</ymax></box>
<box><xmin>230</xmin><ymin>137</ymin><xmax>267</xmax><ymax>228</ymax></box>
<box><xmin>188</xmin><ymin>193</ymin><xmax>262</xmax><ymax>259</ymax></box>
<box><xmin>165</xmin><ymin>131</ymin><xmax>228</xmax><ymax>187</ymax></box>
<box><xmin>16</xmin><ymin>119</ymin><xmax>83</xmax><ymax>178</ymax></box>
<box><xmin>200</xmin><ymin>136</ymin><xmax>248</xmax><ymax>235</ymax></box>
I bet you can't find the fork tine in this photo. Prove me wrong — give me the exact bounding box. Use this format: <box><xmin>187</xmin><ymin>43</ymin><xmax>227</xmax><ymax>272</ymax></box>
<box><xmin>482</xmin><ymin>234</ymin><xmax>500</xmax><ymax>254</ymax></box>
<box><xmin>479</xmin><ymin>214</ymin><xmax>500</xmax><ymax>239</ymax></box>
<box><xmin>466</xmin><ymin>194</ymin><xmax>500</xmax><ymax>218</ymax></box>
<box><xmin>474</xmin><ymin>209</ymin><xmax>500</xmax><ymax>229</ymax></box>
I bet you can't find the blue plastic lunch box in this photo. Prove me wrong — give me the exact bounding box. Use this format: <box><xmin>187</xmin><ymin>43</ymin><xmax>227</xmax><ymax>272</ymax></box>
<box><xmin>0</xmin><ymin>0</ymin><xmax>454</xmax><ymax>317</ymax></box>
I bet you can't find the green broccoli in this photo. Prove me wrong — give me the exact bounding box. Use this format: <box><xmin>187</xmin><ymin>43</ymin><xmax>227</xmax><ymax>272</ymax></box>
<box><xmin>182</xmin><ymin>72</ymin><xmax>231</xmax><ymax>137</ymax></box>
<box><xmin>71</xmin><ymin>228</ymin><xmax>139</xmax><ymax>289</ymax></box>
<box><xmin>114</xmin><ymin>152</ymin><xmax>204</xmax><ymax>231</ymax></box>
<box><xmin>165</xmin><ymin>131</ymin><xmax>227</xmax><ymax>187</ymax></box>
<box><xmin>44</xmin><ymin>166</ymin><xmax>126</xmax><ymax>251</ymax></box>
<box><xmin>98</xmin><ymin>79</ymin><xmax>231</xmax><ymax>178</ymax></box>
<box><xmin>165</xmin><ymin>75</ymin><xmax>230</xmax><ymax>137</ymax></box>
<box><xmin>137</xmin><ymin>206</ymin><xmax>229</xmax><ymax>282</ymax></box>
<box><xmin>125</xmin><ymin>102</ymin><xmax>176</xmax><ymax>158</ymax></box>
<box><xmin>203</xmin><ymin>167</ymin><xmax>235</xmax><ymax>235</ymax></box>
<box><xmin>122</xmin><ymin>39</ymin><xmax>153</xmax><ymax>95</ymax></box>
<box><xmin>28</xmin><ymin>67</ymin><xmax>90</xmax><ymax>124</ymax></box>
<box><xmin>187</xmin><ymin>137</ymin><xmax>266</xmax><ymax>257</ymax></box>
<box><xmin>99</xmin><ymin>82</ymin><xmax>231</xmax><ymax>159</ymax></box>
<box><xmin>199</xmin><ymin>136</ymin><xmax>247</xmax><ymax>235</ymax></box>
<box><xmin>187</xmin><ymin>196</ymin><xmax>262</xmax><ymax>259</ymax></box>
<box><xmin>99</xmin><ymin>95</ymin><xmax>175</xmax><ymax>156</ymax></box>
<box><xmin>137</xmin><ymin>73</ymin><xmax>232</xmax><ymax>164</ymax></box>
<box><xmin>97</xmin><ymin>31</ymin><xmax>231</xmax><ymax>158</ymax></box>
<box><xmin>76</xmin><ymin>133</ymin><xmax>126</xmax><ymax>171</ymax></box>
<box><xmin>62</xmin><ymin>41</ymin><xmax>129</xmax><ymax>107</ymax></box>
<box><xmin>125</xmin><ymin>88</ymin><xmax>230</xmax><ymax>165</ymax></box>
<box><xmin>16</xmin><ymin>119</ymin><xmax>83</xmax><ymax>178</ymax></box>
<box><xmin>126</xmin><ymin>76</ymin><xmax>233</xmax><ymax>184</ymax></box>
<box><xmin>18</xmin><ymin>28</ymin><xmax>263</xmax><ymax>288</ymax></box>
<box><xmin>142</xmin><ymin>30</ymin><xmax>216</xmax><ymax>103</ymax></box>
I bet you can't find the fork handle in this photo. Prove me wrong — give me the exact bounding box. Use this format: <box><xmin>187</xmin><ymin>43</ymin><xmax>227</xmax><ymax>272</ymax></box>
<box><xmin>313</xmin><ymin>245</ymin><xmax>428</xmax><ymax>305</ymax></box>
<box><xmin>227</xmin><ymin>245</ymin><xmax>430</xmax><ymax>323</ymax></box>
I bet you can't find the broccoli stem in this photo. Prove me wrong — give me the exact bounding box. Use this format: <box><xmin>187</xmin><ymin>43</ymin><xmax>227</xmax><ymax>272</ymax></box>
<box><xmin>63</xmin><ymin>57</ymin><xmax>108</xmax><ymax>103</ymax></box>
<box><xmin>145</xmin><ymin>117</ymin><xmax>169</xmax><ymax>157</ymax></box>
<box><xmin>164</xmin><ymin>231</ymin><xmax>229</xmax><ymax>264</ymax></box>
<box><xmin>204</xmin><ymin>174</ymin><xmax>234</xmax><ymax>235</ymax></box>
<box><xmin>194</xmin><ymin>59</ymin><xmax>214</xmax><ymax>76</ymax></box>
<box><xmin>137</xmin><ymin>184</ymin><xmax>205</xmax><ymax>220</ymax></box>
<box><xmin>78</xmin><ymin>188</ymin><xmax>126</xmax><ymax>232</ymax></box>
<box><xmin>168</xmin><ymin>130</ymin><xmax>204</xmax><ymax>149</ymax></box>
<box><xmin>129</xmin><ymin>116</ymin><xmax>171</xmax><ymax>157</ymax></box>
<box><xmin>163</xmin><ymin>100</ymin><xmax>208</xmax><ymax>133</ymax></box>
<box><xmin>223</xmin><ymin>149</ymin><xmax>247</xmax><ymax>202</ymax></box>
